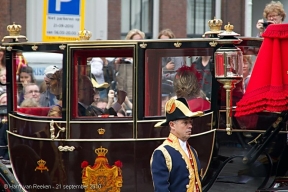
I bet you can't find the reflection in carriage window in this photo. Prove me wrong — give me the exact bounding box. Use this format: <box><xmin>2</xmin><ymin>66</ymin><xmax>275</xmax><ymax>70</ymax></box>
<box><xmin>14</xmin><ymin>52</ymin><xmax>63</xmax><ymax>117</ymax></box>
<box><xmin>20</xmin><ymin>83</ymin><xmax>41</xmax><ymax>107</ymax></box>
<box><xmin>243</xmin><ymin>55</ymin><xmax>255</xmax><ymax>93</ymax></box>
<box><xmin>190</xmin><ymin>56</ymin><xmax>212</xmax><ymax>99</ymax></box>
<box><xmin>145</xmin><ymin>49</ymin><xmax>213</xmax><ymax>117</ymax></box>
<box><xmin>76</xmin><ymin>63</ymin><xmax>133</xmax><ymax>118</ymax></box>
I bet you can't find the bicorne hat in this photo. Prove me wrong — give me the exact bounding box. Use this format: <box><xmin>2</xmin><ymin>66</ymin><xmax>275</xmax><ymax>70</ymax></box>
<box><xmin>154</xmin><ymin>98</ymin><xmax>203</xmax><ymax>127</ymax></box>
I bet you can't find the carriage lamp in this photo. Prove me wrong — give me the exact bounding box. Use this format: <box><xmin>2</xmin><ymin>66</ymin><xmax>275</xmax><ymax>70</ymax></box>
<box><xmin>215</xmin><ymin>23</ymin><xmax>243</xmax><ymax>135</ymax></box>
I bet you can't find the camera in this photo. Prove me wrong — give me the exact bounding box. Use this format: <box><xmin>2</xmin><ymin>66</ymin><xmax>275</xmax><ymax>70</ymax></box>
<box><xmin>263</xmin><ymin>21</ymin><xmax>272</xmax><ymax>28</ymax></box>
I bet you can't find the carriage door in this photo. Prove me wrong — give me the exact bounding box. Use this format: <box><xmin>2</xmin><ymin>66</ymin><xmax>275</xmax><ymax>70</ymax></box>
<box><xmin>65</xmin><ymin>43</ymin><xmax>138</xmax><ymax>191</ymax></box>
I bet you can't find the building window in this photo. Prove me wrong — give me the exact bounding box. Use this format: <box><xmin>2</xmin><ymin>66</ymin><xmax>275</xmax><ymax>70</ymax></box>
<box><xmin>121</xmin><ymin>0</ymin><xmax>153</xmax><ymax>39</ymax></box>
<box><xmin>187</xmin><ymin>0</ymin><xmax>215</xmax><ymax>37</ymax></box>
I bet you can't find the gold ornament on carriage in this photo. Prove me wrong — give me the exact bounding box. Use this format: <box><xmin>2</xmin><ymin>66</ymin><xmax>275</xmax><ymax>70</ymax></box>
<box><xmin>35</xmin><ymin>159</ymin><xmax>49</xmax><ymax>173</ymax></box>
<box><xmin>81</xmin><ymin>146</ymin><xmax>123</xmax><ymax>192</ymax></box>
<box><xmin>97</xmin><ymin>128</ymin><xmax>105</xmax><ymax>135</ymax></box>
<box><xmin>78</xmin><ymin>29</ymin><xmax>92</xmax><ymax>40</ymax></box>
<box><xmin>2</xmin><ymin>22</ymin><xmax>28</xmax><ymax>42</ymax></box>
<box><xmin>203</xmin><ymin>17</ymin><xmax>223</xmax><ymax>38</ymax></box>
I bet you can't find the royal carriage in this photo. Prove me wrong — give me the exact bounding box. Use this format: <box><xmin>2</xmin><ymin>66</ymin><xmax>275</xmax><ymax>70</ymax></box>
<box><xmin>0</xmin><ymin>18</ymin><xmax>287</xmax><ymax>192</ymax></box>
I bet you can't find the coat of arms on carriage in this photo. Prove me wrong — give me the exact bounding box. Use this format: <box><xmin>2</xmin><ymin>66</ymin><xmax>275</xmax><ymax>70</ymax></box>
<box><xmin>81</xmin><ymin>146</ymin><xmax>123</xmax><ymax>192</ymax></box>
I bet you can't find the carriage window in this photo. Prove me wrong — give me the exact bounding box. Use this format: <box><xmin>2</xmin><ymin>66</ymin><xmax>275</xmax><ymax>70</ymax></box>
<box><xmin>14</xmin><ymin>51</ymin><xmax>63</xmax><ymax>117</ymax></box>
<box><xmin>72</xmin><ymin>48</ymin><xmax>134</xmax><ymax>118</ymax></box>
<box><xmin>145</xmin><ymin>48</ymin><xmax>213</xmax><ymax>117</ymax></box>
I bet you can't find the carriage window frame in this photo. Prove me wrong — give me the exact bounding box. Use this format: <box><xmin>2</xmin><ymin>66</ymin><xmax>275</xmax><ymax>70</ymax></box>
<box><xmin>12</xmin><ymin>51</ymin><xmax>64</xmax><ymax>119</ymax></box>
<box><xmin>144</xmin><ymin>47</ymin><xmax>214</xmax><ymax>117</ymax></box>
<box><xmin>69</xmin><ymin>46</ymin><xmax>136</xmax><ymax>120</ymax></box>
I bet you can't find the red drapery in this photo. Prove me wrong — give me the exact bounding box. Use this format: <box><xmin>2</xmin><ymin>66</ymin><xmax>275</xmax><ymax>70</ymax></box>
<box><xmin>236</xmin><ymin>24</ymin><xmax>288</xmax><ymax>116</ymax></box>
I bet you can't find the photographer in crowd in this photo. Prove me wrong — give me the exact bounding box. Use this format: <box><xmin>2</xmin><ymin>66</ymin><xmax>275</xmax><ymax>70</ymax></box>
<box><xmin>256</xmin><ymin>1</ymin><xmax>286</xmax><ymax>37</ymax></box>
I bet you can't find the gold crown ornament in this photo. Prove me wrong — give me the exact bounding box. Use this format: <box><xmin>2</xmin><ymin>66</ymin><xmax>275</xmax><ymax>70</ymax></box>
<box><xmin>35</xmin><ymin>159</ymin><xmax>49</xmax><ymax>173</ymax></box>
<box><xmin>224</xmin><ymin>22</ymin><xmax>234</xmax><ymax>32</ymax></box>
<box><xmin>78</xmin><ymin>29</ymin><xmax>92</xmax><ymax>40</ymax></box>
<box><xmin>208</xmin><ymin>17</ymin><xmax>223</xmax><ymax>32</ymax></box>
<box><xmin>7</xmin><ymin>22</ymin><xmax>22</xmax><ymax>36</ymax></box>
<box><xmin>218</xmin><ymin>22</ymin><xmax>240</xmax><ymax>37</ymax></box>
<box><xmin>95</xmin><ymin>146</ymin><xmax>108</xmax><ymax>157</ymax></box>
<box><xmin>97</xmin><ymin>128</ymin><xmax>105</xmax><ymax>135</ymax></box>
<box><xmin>2</xmin><ymin>22</ymin><xmax>28</xmax><ymax>42</ymax></box>
<box><xmin>203</xmin><ymin>17</ymin><xmax>223</xmax><ymax>37</ymax></box>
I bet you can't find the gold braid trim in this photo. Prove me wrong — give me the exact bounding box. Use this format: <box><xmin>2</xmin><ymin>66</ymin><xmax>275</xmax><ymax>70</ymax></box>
<box><xmin>156</xmin><ymin>145</ymin><xmax>172</xmax><ymax>172</ymax></box>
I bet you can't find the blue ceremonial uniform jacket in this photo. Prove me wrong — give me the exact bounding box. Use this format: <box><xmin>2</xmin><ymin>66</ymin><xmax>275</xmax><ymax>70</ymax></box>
<box><xmin>150</xmin><ymin>133</ymin><xmax>202</xmax><ymax>192</ymax></box>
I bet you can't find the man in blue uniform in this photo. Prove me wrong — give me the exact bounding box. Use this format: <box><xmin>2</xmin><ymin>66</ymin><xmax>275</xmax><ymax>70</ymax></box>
<box><xmin>150</xmin><ymin>98</ymin><xmax>203</xmax><ymax>192</ymax></box>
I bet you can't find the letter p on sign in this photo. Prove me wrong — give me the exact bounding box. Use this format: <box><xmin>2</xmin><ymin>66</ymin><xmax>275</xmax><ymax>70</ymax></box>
<box><xmin>56</xmin><ymin>0</ymin><xmax>72</xmax><ymax>11</ymax></box>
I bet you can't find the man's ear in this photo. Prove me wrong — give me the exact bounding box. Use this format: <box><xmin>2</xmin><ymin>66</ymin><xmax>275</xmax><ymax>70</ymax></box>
<box><xmin>169</xmin><ymin>121</ymin><xmax>175</xmax><ymax>130</ymax></box>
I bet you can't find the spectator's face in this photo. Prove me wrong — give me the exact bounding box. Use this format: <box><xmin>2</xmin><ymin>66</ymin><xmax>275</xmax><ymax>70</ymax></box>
<box><xmin>19</xmin><ymin>72</ymin><xmax>32</xmax><ymax>86</ymax></box>
<box><xmin>243</xmin><ymin>60</ymin><xmax>250</xmax><ymax>78</ymax></box>
<box><xmin>24</xmin><ymin>85</ymin><xmax>40</xmax><ymax>102</ymax></box>
<box><xmin>267</xmin><ymin>12</ymin><xmax>283</xmax><ymax>24</ymax></box>
<box><xmin>132</xmin><ymin>34</ymin><xmax>143</xmax><ymax>40</ymax></box>
<box><xmin>0</xmin><ymin>69</ymin><xmax>6</xmax><ymax>84</ymax></box>
<box><xmin>96</xmin><ymin>102</ymin><xmax>107</xmax><ymax>111</ymax></box>
<box><xmin>0</xmin><ymin>51</ymin><xmax>3</xmax><ymax>60</ymax></box>
<box><xmin>160</xmin><ymin>35</ymin><xmax>170</xmax><ymax>39</ymax></box>
<box><xmin>0</xmin><ymin>96</ymin><xmax>7</xmax><ymax>105</ymax></box>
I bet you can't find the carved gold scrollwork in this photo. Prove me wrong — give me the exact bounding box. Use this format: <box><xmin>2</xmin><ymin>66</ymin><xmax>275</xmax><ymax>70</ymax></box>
<box><xmin>139</xmin><ymin>42</ymin><xmax>147</xmax><ymax>48</ymax></box>
<box><xmin>50</xmin><ymin>120</ymin><xmax>66</xmax><ymax>140</ymax></box>
<box><xmin>174</xmin><ymin>42</ymin><xmax>182</xmax><ymax>48</ymax></box>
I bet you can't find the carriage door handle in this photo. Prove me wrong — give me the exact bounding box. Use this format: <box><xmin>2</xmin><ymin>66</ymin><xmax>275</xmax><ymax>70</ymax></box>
<box><xmin>50</xmin><ymin>120</ymin><xmax>66</xmax><ymax>140</ymax></box>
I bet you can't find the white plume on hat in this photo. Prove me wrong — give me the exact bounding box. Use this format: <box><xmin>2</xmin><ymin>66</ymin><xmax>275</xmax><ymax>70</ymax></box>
<box><xmin>44</xmin><ymin>65</ymin><xmax>59</xmax><ymax>76</ymax></box>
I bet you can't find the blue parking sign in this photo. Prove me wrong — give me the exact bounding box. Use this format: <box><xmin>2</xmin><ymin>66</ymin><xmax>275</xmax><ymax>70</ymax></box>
<box><xmin>48</xmin><ymin>0</ymin><xmax>80</xmax><ymax>15</ymax></box>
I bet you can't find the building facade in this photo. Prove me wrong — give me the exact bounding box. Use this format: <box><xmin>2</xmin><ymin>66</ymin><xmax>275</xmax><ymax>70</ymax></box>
<box><xmin>0</xmin><ymin>0</ymin><xmax>287</xmax><ymax>42</ymax></box>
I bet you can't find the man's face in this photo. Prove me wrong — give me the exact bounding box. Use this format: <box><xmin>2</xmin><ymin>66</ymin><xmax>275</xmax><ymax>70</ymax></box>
<box><xmin>169</xmin><ymin>118</ymin><xmax>193</xmax><ymax>141</ymax></box>
<box><xmin>24</xmin><ymin>85</ymin><xmax>40</xmax><ymax>102</ymax></box>
<box><xmin>96</xmin><ymin>101</ymin><xmax>107</xmax><ymax>111</ymax></box>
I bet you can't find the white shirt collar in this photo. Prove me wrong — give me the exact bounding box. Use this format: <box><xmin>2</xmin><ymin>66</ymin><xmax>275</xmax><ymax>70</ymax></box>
<box><xmin>178</xmin><ymin>139</ymin><xmax>189</xmax><ymax>157</ymax></box>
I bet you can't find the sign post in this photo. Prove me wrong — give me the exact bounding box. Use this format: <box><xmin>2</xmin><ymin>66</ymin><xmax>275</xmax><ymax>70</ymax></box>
<box><xmin>42</xmin><ymin>0</ymin><xmax>85</xmax><ymax>41</ymax></box>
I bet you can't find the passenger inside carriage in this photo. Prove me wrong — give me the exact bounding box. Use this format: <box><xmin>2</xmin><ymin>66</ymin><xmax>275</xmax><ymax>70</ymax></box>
<box><xmin>173</xmin><ymin>65</ymin><xmax>210</xmax><ymax>111</ymax></box>
<box><xmin>77</xmin><ymin>75</ymin><xmax>128</xmax><ymax>117</ymax></box>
